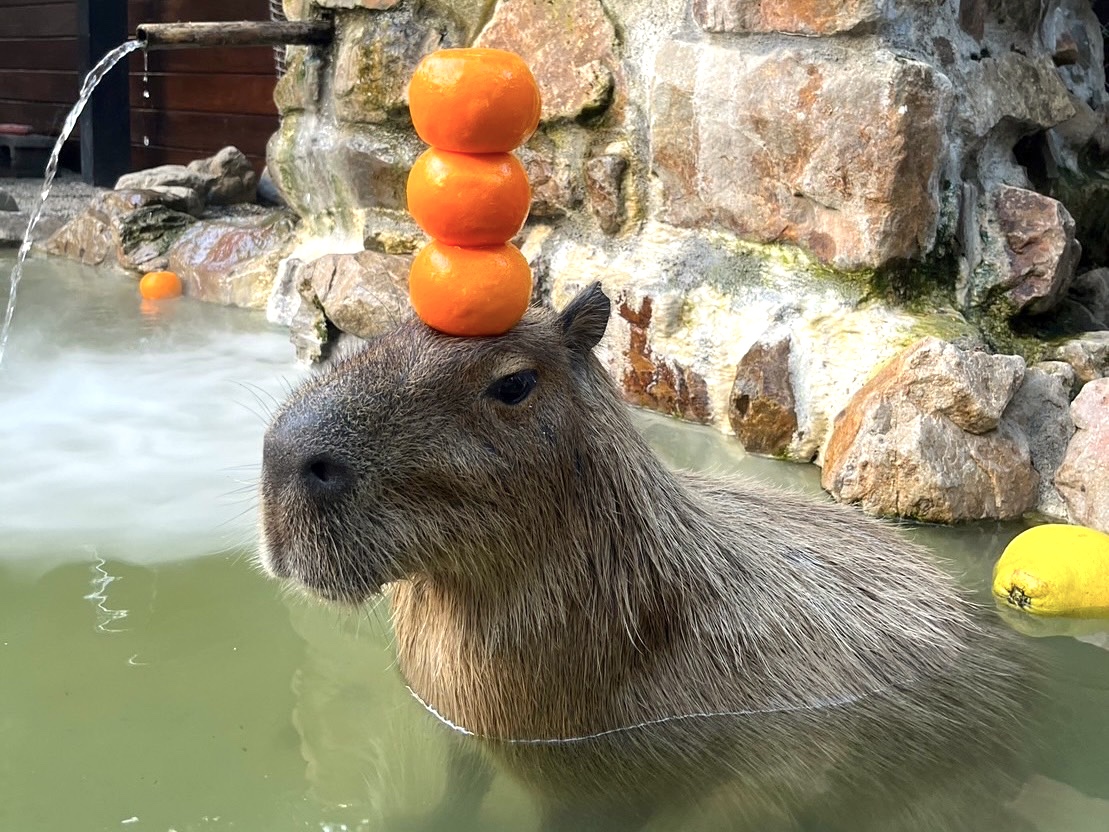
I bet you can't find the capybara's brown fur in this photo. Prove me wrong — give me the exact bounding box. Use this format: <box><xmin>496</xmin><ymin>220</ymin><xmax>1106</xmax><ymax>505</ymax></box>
<box><xmin>259</xmin><ymin>283</ymin><xmax>1039</xmax><ymax>830</ymax></box>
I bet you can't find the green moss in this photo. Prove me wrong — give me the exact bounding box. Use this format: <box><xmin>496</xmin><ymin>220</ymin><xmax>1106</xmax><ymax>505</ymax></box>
<box><xmin>901</xmin><ymin>308</ymin><xmax>980</xmax><ymax>346</ymax></box>
<box><xmin>967</xmin><ymin>276</ymin><xmax>1052</xmax><ymax>363</ymax></box>
<box><xmin>701</xmin><ymin>230</ymin><xmax>873</xmax><ymax>300</ymax></box>
<box><xmin>273</xmin><ymin>48</ymin><xmax>314</xmax><ymax>115</ymax></box>
<box><xmin>862</xmin><ymin>238</ymin><xmax>959</xmax><ymax>314</ymax></box>
<box><xmin>117</xmin><ymin>206</ymin><xmax>197</xmax><ymax>268</ymax></box>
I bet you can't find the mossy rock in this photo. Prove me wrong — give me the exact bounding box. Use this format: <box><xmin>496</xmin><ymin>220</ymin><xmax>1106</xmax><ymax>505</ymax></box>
<box><xmin>116</xmin><ymin>206</ymin><xmax>197</xmax><ymax>272</ymax></box>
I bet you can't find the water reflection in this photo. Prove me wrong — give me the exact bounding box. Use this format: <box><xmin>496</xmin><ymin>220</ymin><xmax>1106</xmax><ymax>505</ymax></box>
<box><xmin>284</xmin><ymin>599</ymin><xmax>537</xmax><ymax>832</ymax></box>
<box><xmin>83</xmin><ymin>548</ymin><xmax>130</xmax><ymax>633</ymax></box>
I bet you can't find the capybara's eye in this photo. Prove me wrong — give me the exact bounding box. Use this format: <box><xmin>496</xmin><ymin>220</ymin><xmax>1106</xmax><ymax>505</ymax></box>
<box><xmin>487</xmin><ymin>370</ymin><xmax>538</xmax><ymax>405</ymax></box>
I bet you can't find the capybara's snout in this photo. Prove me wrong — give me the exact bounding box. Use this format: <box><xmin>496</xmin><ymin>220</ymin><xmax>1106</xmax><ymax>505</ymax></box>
<box><xmin>262</xmin><ymin>402</ymin><xmax>357</xmax><ymax>504</ymax></box>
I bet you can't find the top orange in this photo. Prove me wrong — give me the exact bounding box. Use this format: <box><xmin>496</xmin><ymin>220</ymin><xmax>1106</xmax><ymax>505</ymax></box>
<box><xmin>408</xmin><ymin>48</ymin><xmax>542</xmax><ymax>153</ymax></box>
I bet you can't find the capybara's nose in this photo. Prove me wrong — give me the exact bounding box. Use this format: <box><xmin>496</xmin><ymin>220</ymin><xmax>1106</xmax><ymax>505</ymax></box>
<box><xmin>263</xmin><ymin>414</ymin><xmax>355</xmax><ymax>501</ymax></box>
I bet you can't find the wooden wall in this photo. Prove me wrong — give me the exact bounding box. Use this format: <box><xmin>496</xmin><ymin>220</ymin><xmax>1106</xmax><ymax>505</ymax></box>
<box><xmin>127</xmin><ymin>0</ymin><xmax>280</xmax><ymax>173</ymax></box>
<box><xmin>0</xmin><ymin>0</ymin><xmax>80</xmax><ymax>138</ymax></box>
<box><xmin>0</xmin><ymin>0</ymin><xmax>279</xmax><ymax>175</ymax></box>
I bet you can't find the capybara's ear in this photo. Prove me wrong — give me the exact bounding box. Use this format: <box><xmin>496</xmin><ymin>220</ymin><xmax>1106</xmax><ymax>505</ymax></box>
<box><xmin>559</xmin><ymin>281</ymin><xmax>610</xmax><ymax>356</ymax></box>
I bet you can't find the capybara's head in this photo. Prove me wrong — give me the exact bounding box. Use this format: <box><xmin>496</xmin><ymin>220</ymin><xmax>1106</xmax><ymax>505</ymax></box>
<box><xmin>259</xmin><ymin>282</ymin><xmax>613</xmax><ymax>604</ymax></box>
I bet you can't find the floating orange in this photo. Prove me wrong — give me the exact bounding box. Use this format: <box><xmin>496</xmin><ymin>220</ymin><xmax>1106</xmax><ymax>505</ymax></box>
<box><xmin>406</xmin><ymin>148</ymin><xmax>531</xmax><ymax>247</ymax></box>
<box><xmin>408</xmin><ymin>241</ymin><xmax>532</xmax><ymax>337</ymax></box>
<box><xmin>139</xmin><ymin>270</ymin><xmax>182</xmax><ymax>300</ymax></box>
<box><xmin>408</xmin><ymin>48</ymin><xmax>541</xmax><ymax>154</ymax></box>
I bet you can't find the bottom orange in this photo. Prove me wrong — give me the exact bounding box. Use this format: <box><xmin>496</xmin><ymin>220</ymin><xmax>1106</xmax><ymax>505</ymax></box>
<box><xmin>409</xmin><ymin>241</ymin><xmax>532</xmax><ymax>337</ymax></box>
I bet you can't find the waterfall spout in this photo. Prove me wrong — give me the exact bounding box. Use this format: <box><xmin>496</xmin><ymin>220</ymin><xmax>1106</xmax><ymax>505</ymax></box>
<box><xmin>136</xmin><ymin>20</ymin><xmax>334</xmax><ymax>51</ymax></box>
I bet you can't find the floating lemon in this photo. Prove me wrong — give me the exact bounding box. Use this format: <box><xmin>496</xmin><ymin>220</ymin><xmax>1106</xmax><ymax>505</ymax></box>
<box><xmin>992</xmin><ymin>524</ymin><xmax>1109</xmax><ymax>618</ymax></box>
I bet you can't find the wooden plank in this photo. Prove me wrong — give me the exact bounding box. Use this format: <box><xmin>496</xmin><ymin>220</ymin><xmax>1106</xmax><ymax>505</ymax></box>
<box><xmin>0</xmin><ymin>0</ymin><xmax>74</xmax><ymax>5</ymax></box>
<box><xmin>0</xmin><ymin>99</ymin><xmax>71</xmax><ymax>134</ymax></box>
<box><xmin>126</xmin><ymin>45</ymin><xmax>277</xmax><ymax>76</ymax></box>
<box><xmin>128</xmin><ymin>73</ymin><xmax>277</xmax><ymax>116</ymax></box>
<box><xmin>0</xmin><ymin>71</ymin><xmax>78</xmax><ymax>104</ymax></box>
<box><xmin>130</xmin><ymin>142</ymin><xmax>265</xmax><ymax>173</ymax></box>
<box><xmin>0</xmin><ymin>3</ymin><xmax>78</xmax><ymax>38</ymax></box>
<box><xmin>128</xmin><ymin>0</ymin><xmax>272</xmax><ymax>27</ymax></box>
<box><xmin>0</xmin><ymin>39</ymin><xmax>78</xmax><ymax>72</ymax></box>
<box><xmin>130</xmin><ymin>109</ymin><xmax>276</xmax><ymax>158</ymax></box>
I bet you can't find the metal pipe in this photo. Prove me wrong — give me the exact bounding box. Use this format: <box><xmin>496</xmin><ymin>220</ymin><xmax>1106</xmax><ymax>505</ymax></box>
<box><xmin>136</xmin><ymin>20</ymin><xmax>333</xmax><ymax>51</ymax></box>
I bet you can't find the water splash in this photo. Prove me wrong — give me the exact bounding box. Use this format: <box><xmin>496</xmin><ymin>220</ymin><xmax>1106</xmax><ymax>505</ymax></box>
<box><xmin>0</xmin><ymin>39</ymin><xmax>145</xmax><ymax>369</ymax></box>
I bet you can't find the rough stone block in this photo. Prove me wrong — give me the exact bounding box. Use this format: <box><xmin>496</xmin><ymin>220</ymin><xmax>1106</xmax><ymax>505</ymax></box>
<box><xmin>1069</xmin><ymin>267</ymin><xmax>1109</xmax><ymax>328</ymax></box>
<box><xmin>994</xmin><ymin>186</ymin><xmax>1080</xmax><ymax>316</ymax></box>
<box><xmin>958</xmin><ymin>52</ymin><xmax>1074</xmax><ymax>139</ymax></box>
<box><xmin>333</xmin><ymin>7</ymin><xmax>456</xmax><ymax>125</ymax></box>
<box><xmin>303</xmin><ymin>249</ymin><xmax>412</xmax><ymax>338</ymax></box>
<box><xmin>650</xmin><ymin>42</ymin><xmax>952</xmax><ymax>270</ymax></box>
<box><xmin>728</xmin><ymin>335</ymin><xmax>797</xmax><ymax>456</ymax></box>
<box><xmin>1002</xmin><ymin>367</ymin><xmax>1076</xmax><ymax>520</ymax></box>
<box><xmin>167</xmin><ymin>207</ymin><xmax>298</xmax><ymax>309</ymax></box>
<box><xmin>476</xmin><ymin>0</ymin><xmax>619</xmax><ymax>122</ymax></box>
<box><xmin>584</xmin><ymin>152</ymin><xmax>628</xmax><ymax>234</ymax></box>
<box><xmin>618</xmin><ymin>296</ymin><xmax>712</xmax><ymax>424</ymax></box>
<box><xmin>822</xmin><ymin>337</ymin><xmax>1038</xmax><ymax>522</ymax></box>
<box><xmin>1047</xmin><ymin>332</ymin><xmax>1109</xmax><ymax>386</ymax></box>
<box><xmin>1056</xmin><ymin>378</ymin><xmax>1109</xmax><ymax>533</ymax></box>
<box><xmin>693</xmin><ymin>0</ymin><xmax>882</xmax><ymax>35</ymax></box>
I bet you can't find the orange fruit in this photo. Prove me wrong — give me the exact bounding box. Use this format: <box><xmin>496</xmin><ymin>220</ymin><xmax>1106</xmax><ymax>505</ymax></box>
<box><xmin>406</xmin><ymin>148</ymin><xmax>531</xmax><ymax>246</ymax></box>
<box><xmin>408</xmin><ymin>241</ymin><xmax>533</xmax><ymax>336</ymax></box>
<box><xmin>139</xmin><ymin>270</ymin><xmax>182</xmax><ymax>300</ymax></box>
<box><xmin>408</xmin><ymin>48</ymin><xmax>541</xmax><ymax>153</ymax></box>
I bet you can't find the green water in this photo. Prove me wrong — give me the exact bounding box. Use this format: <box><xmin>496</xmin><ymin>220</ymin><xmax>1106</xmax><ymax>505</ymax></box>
<box><xmin>3</xmin><ymin>255</ymin><xmax>1109</xmax><ymax>831</ymax></box>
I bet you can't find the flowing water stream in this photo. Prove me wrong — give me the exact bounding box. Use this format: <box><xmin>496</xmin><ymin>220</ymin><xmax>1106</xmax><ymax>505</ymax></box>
<box><xmin>0</xmin><ymin>39</ymin><xmax>144</xmax><ymax>369</ymax></box>
<box><xmin>3</xmin><ymin>255</ymin><xmax>1109</xmax><ymax>832</ymax></box>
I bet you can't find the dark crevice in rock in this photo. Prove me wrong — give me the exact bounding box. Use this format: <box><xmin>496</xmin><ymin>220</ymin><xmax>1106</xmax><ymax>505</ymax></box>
<box><xmin>865</xmin><ymin>246</ymin><xmax>959</xmax><ymax>311</ymax></box>
<box><xmin>1013</xmin><ymin>130</ymin><xmax>1052</xmax><ymax>191</ymax></box>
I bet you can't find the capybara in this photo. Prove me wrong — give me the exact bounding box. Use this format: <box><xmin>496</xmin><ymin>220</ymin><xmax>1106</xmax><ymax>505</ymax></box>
<box><xmin>259</xmin><ymin>282</ymin><xmax>1040</xmax><ymax>831</ymax></box>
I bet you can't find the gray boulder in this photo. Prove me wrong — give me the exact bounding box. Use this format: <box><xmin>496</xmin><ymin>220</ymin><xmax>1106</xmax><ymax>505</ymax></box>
<box><xmin>115</xmin><ymin>165</ymin><xmax>212</xmax><ymax>196</ymax></box>
<box><xmin>822</xmin><ymin>337</ymin><xmax>1038</xmax><ymax>522</ymax></box>
<box><xmin>187</xmin><ymin>146</ymin><xmax>257</xmax><ymax>206</ymax></box>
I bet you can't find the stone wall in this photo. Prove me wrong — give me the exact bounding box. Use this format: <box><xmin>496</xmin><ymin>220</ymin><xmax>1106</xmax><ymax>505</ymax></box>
<box><xmin>39</xmin><ymin>0</ymin><xmax>1093</xmax><ymax>528</ymax></box>
<box><xmin>259</xmin><ymin>0</ymin><xmax>1109</xmax><ymax>525</ymax></box>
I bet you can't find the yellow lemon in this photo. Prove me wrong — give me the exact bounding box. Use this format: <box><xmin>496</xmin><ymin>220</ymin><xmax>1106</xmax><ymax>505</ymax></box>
<box><xmin>992</xmin><ymin>524</ymin><xmax>1109</xmax><ymax>617</ymax></box>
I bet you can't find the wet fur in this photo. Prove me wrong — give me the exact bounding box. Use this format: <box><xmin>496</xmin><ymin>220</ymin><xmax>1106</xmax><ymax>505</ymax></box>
<box><xmin>260</xmin><ymin>283</ymin><xmax>1038</xmax><ymax>830</ymax></box>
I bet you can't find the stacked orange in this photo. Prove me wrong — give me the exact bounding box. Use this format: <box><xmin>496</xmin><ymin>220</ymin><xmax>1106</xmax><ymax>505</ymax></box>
<box><xmin>405</xmin><ymin>48</ymin><xmax>542</xmax><ymax>336</ymax></box>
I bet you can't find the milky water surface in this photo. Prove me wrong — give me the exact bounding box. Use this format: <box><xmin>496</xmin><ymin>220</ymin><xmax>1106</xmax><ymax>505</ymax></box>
<box><xmin>2</xmin><ymin>255</ymin><xmax>1109</xmax><ymax>832</ymax></box>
